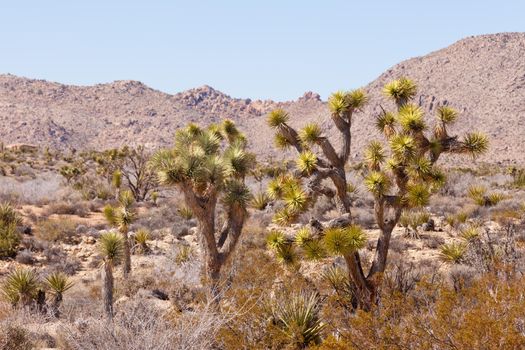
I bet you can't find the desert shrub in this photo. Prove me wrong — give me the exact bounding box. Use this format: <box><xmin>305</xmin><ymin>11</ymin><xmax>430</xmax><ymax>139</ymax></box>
<box><xmin>15</xmin><ymin>249</ymin><xmax>34</xmax><ymax>265</ymax></box>
<box><xmin>0</xmin><ymin>324</ymin><xmax>33</xmax><ymax>350</ymax></box>
<box><xmin>59</xmin><ymin>298</ymin><xmax>226</xmax><ymax>350</ymax></box>
<box><xmin>133</xmin><ymin>228</ymin><xmax>151</xmax><ymax>254</ymax></box>
<box><xmin>35</xmin><ymin>218</ymin><xmax>77</xmax><ymax>243</ymax></box>
<box><xmin>399</xmin><ymin>210</ymin><xmax>430</xmax><ymax>239</ymax></box>
<box><xmin>43</xmin><ymin>201</ymin><xmax>90</xmax><ymax>217</ymax></box>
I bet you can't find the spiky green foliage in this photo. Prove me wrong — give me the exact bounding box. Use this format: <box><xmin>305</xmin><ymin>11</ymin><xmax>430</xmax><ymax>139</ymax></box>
<box><xmin>274</xmin><ymin>133</ymin><xmax>292</xmax><ymax>150</ymax></box>
<box><xmin>439</xmin><ymin>242</ymin><xmax>467</xmax><ymax>264</ymax></box>
<box><xmin>365</xmin><ymin>172</ymin><xmax>391</xmax><ymax>196</ymax></box>
<box><xmin>222</xmin><ymin>180</ymin><xmax>251</xmax><ymax>207</ymax></box>
<box><xmin>0</xmin><ymin>224</ymin><xmax>19</xmax><ymax>259</ymax></box>
<box><xmin>407</xmin><ymin>157</ymin><xmax>432</xmax><ymax>180</ymax></box>
<box><xmin>397</xmin><ymin>104</ymin><xmax>426</xmax><ymax>132</ymax></box>
<box><xmin>134</xmin><ymin>228</ymin><xmax>150</xmax><ymax>246</ymax></box>
<box><xmin>436</xmin><ymin>106</ymin><xmax>458</xmax><ymax>124</ymax></box>
<box><xmin>0</xmin><ymin>203</ymin><xmax>22</xmax><ymax>227</ymax></box>
<box><xmin>390</xmin><ymin>134</ymin><xmax>417</xmax><ymax>161</ymax></box>
<box><xmin>296</xmin><ymin>150</ymin><xmax>318</xmax><ymax>175</ymax></box>
<box><xmin>299</xmin><ymin>123</ymin><xmax>323</xmax><ymax>145</ymax></box>
<box><xmin>462</xmin><ymin>133</ymin><xmax>489</xmax><ymax>157</ymax></box>
<box><xmin>376</xmin><ymin>111</ymin><xmax>397</xmax><ymax>136</ymax></box>
<box><xmin>269</xmin><ymin>291</ymin><xmax>326</xmax><ymax>348</ymax></box>
<box><xmin>405</xmin><ymin>183</ymin><xmax>431</xmax><ymax>207</ymax></box>
<box><xmin>178</xmin><ymin>205</ymin><xmax>194</xmax><ymax>220</ymax></box>
<box><xmin>1</xmin><ymin>268</ymin><xmax>39</xmax><ymax>306</ymax></box>
<box><xmin>112</xmin><ymin>169</ymin><xmax>122</xmax><ymax>189</ymax></box>
<box><xmin>267</xmin><ymin>230</ymin><xmax>287</xmax><ymax>250</ymax></box>
<box><xmin>346</xmin><ymin>89</ymin><xmax>368</xmax><ymax>110</ymax></box>
<box><xmin>364</xmin><ymin>141</ymin><xmax>385</xmax><ymax>169</ymax></box>
<box><xmin>273</xmin><ymin>207</ymin><xmax>300</xmax><ymax>226</ymax></box>
<box><xmin>467</xmin><ymin>185</ymin><xmax>504</xmax><ymax>207</ymax></box>
<box><xmin>383</xmin><ymin>77</ymin><xmax>417</xmax><ymax>104</ymax></box>
<box><xmin>460</xmin><ymin>226</ymin><xmax>480</xmax><ymax>242</ymax></box>
<box><xmin>267</xmin><ymin>109</ymin><xmax>290</xmax><ymax>128</ymax></box>
<box><xmin>328</xmin><ymin>91</ymin><xmax>350</xmax><ymax>115</ymax></box>
<box><xmin>44</xmin><ymin>272</ymin><xmax>74</xmax><ymax>295</ymax></box>
<box><xmin>104</xmin><ymin>190</ymin><xmax>136</xmax><ymax>231</ymax></box>
<box><xmin>99</xmin><ymin>231</ymin><xmax>124</xmax><ymax>263</ymax></box>
<box><xmin>251</xmin><ymin>191</ymin><xmax>271</xmax><ymax>210</ymax></box>
<box><xmin>323</xmin><ymin>226</ymin><xmax>366</xmax><ymax>256</ymax></box>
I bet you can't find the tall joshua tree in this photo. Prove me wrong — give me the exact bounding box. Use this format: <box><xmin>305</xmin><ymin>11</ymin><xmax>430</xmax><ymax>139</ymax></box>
<box><xmin>267</xmin><ymin>78</ymin><xmax>488</xmax><ymax>309</ymax></box>
<box><xmin>266</xmin><ymin>89</ymin><xmax>367</xmax><ymax>224</ymax></box>
<box><xmin>151</xmin><ymin>120</ymin><xmax>253</xmax><ymax>296</ymax></box>
<box><xmin>103</xmin><ymin>190</ymin><xmax>136</xmax><ymax>278</ymax></box>
<box><xmin>99</xmin><ymin>231</ymin><xmax>123</xmax><ymax>319</ymax></box>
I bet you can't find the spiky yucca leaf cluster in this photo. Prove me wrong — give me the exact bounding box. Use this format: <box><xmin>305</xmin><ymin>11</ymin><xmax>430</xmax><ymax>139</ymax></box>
<box><xmin>99</xmin><ymin>231</ymin><xmax>124</xmax><ymax>263</ymax></box>
<box><xmin>467</xmin><ymin>185</ymin><xmax>505</xmax><ymax>207</ymax></box>
<box><xmin>1</xmin><ymin>268</ymin><xmax>40</xmax><ymax>306</ymax></box>
<box><xmin>439</xmin><ymin>242</ymin><xmax>467</xmax><ymax>264</ymax></box>
<box><xmin>296</xmin><ymin>150</ymin><xmax>318</xmax><ymax>175</ymax></box>
<box><xmin>383</xmin><ymin>77</ymin><xmax>417</xmax><ymax>105</ymax></box>
<box><xmin>328</xmin><ymin>89</ymin><xmax>368</xmax><ymax>116</ymax></box>
<box><xmin>269</xmin><ymin>291</ymin><xmax>326</xmax><ymax>348</ymax></box>
<box><xmin>268</xmin><ymin>175</ymin><xmax>310</xmax><ymax>225</ymax></box>
<box><xmin>0</xmin><ymin>203</ymin><xmax>21</xmax><ymax>258</ymax></box>
<box><xmin>299</xmin><ymin>123</ymin><xmax>323</xmax><ymax>145</ymax></box>
<box><xmin>45</xmin><ymin>272</ymin><xmax>74</xmax><ymax>295</ymax></box>
<box><xmin>103</xmin><ymin>190</ymin><xmax>136</xmax><ymax>231</ymax></box>
<box><xmin>323</xmin><ymin>226</ymin><xmax>366</xmax><ymax>256</ymax></box>
<box><xmin>365</xmin><ymin>172</ymin><xmax>391</xmax><ymax>196</ymax></box>
<box><xmin>267</xmin><ymin>109</ymin><xmax>289</xmax><ymax>128</ymax></box>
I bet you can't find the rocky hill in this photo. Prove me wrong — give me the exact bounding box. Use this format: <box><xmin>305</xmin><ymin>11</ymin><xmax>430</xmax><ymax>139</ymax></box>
<box><xmin>0</xmin><ymin>32</ymin><xmax>523</xmax><ymax>165</ymax></box>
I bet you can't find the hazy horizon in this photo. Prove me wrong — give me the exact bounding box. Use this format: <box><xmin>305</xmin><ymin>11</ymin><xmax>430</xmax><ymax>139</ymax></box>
<box><xmin>1</xmin><ymin>1</ymin><xmax>524</xmax><ymax>100</ymax></box>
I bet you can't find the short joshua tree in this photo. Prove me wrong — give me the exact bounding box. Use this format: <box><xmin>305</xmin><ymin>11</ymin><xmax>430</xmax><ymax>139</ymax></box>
<box><xmin>99</xmin><ymin>231</ymin><xmax>124</xmax><ymax>319</ymax></box>
<box><xmin>267</xmin><ymin>77</ymin><xmax>488</xmax><ymax>309</ymax></box>
<box><xmin>103</xmin><ymin>190</ymin><xmax>136</xmax><ymax>278</ymax></box>
<box><xmin>152</xmin><ymin>120</ymin><xmax>253</xmax><ymax>296</ymax></box>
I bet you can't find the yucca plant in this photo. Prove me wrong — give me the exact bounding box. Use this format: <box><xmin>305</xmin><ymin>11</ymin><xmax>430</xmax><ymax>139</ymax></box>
<box><xmin>439</xmin><ymin>242</ymin><xmax>467</xmax><ymax>264</ymax></box>
<box><xmin>251</xmin><ymin>191</ymin><xmax>271</xmax><ymax>210</ymax></box>
<box><xmin>133</xmin><ymin>228</ymin><xmax>151</xmax><ymax>254</ymax></box>
<box><xmin>400</xmin><ymin>210</ymin><xmax>430</xmax><ymax>239</ymax></box>
<box><xmin>460</xmin><ymin>225</ymin><xmax>480</xmax><ymax>242</ymax></box>
<box><xmin>44</xmin><ymin>272</ymin><xmax>74</xmax><ymax>317</ymax></box>
<box><xmin>99</xmin><ymin>231</ymin><xmax>123</xmax><ymax>319</ymax></box>
<box><xmin>151</xmin><ymin>120</ymin><xmax>254</xmax><ymax>296</ymax></box>
<box><xmin>112</xmin><ymin>169</ymin><xmax>122</xmax><ymax>200</ymax></box>
<box><xmin>1</xmin><ymin>268</ymin><xmax>39</xmax><ymax>308</ymax></box>
<box><xmin>266</xmin><ymin>77</ymin><xmax>488</xmax><ymax>311</ymax></box>
<box><xmin>269</xmin><ymin>291</ymin><xmax>326</xmax><ymax>348</ymax></box>
<box><xmin>178</xmin><ymin>205</ymin><xmax>194</xmax><ymax>220</ymax></box>
<box><xmin>467</xmin><ymin>184</ymin><xmax>505</xmax><ymax>206</ymax></box>
<box><xmin>103</xmin><ymin>190</ymin><xmax>136</xmax><ymax>278</ymax></box>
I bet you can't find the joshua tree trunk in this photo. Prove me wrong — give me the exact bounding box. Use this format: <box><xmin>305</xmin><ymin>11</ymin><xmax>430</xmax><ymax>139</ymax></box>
<box><xmin>102</xmin><ymin>262</ymin><xmax>114</xmax><ymax>319</ymax></box>
<box><xmin>121</xmin><ymin>228</ymin><xmax>131</xmax><ymax>277</ymax></box>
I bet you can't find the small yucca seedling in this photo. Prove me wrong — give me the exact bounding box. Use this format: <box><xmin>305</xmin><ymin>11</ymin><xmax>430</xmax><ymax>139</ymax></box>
<box><xmin>134</xmin><ymin>228</ymin><xmax>151</xmax><ymax>254</ymax></box>
<box><xmin>269</xmin><ymin>291</ymin><xmax>326</xmax><ymax>348</ymax></box>
<box><xmin>178</xmin><ymin>205</ymin><xmax>193</xmax><ymax>220</ymax></box>
<box><xmin>251</xmin><ymin>191</ymin><xmax>271</xmax><ymax>210</ymax></box>
<box><xmin>460</xmin><ymin>226</ymin><xmax>480</xmax><ymax>242</ymax></box>
<box><xmin>175</xmin><ymin>245</ymin><xmax>194</xmax><ymax>265</ymax></box>
<box><xmin>0</xmin><ymin>202</ymin><xmax>22</xmax><ymax>226</ymax></box>
<box><xmin>1</xmin><ymin>268</ymin><xmax>39</xmax><ymax>307</ymax></box>
<box><xmin>439</xmin><ymin>242</ymin><xmax>467</xmax><ymax>264</ymax></box>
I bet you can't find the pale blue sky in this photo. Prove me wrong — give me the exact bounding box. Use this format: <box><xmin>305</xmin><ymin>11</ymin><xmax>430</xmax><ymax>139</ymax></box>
<box><xmin>0</xmin><ymin>1</ymin><xmax>523</xmax><ymax>100</ymax></box>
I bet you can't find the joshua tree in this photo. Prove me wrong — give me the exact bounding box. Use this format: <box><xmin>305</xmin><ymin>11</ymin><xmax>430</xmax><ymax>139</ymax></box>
<box><xmin>267</xmin><ymin>78</ymin><xmax>488</xmax><ymax>309</ymax></box>
<box><xmin>44</xmin><ymin>272</ymin><xmax>74</xmax><ymax>317</ymax></box>
<box><xmin>121</xmin><ymin>145</ymin><xmax>157</xmax><ymax>202</ymax></box>
<box><xmin>103</xmin><ymin>190</ymin><xmax>136</xmax><ymax>278</ymax></box>
<box><xmin>151</xmin><ymin>120</ymin><xmax>253</xmax><ymax>296</ymax></box>
<box><xmin>99</xmin><ymin>231</ymin><xmax>124</xmax><ymax>319</ymax></box>
<box><xmin>266</xmin><ymin>89</ymin><xmax>367</xmax><ymax>223</ymax></box>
